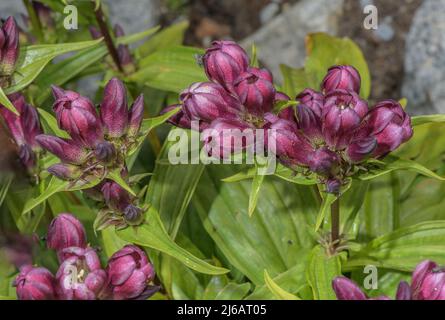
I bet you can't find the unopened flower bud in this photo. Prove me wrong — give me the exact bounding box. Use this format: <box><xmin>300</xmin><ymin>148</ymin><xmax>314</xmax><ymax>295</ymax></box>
<box><xmin>366</xmin><ymin>100</ymin><xmax>413</xmax><ymax>158</ymax></box>
<box><xmin>203</xmin><ymin>40</ymin><xmax>249</xmax><ymax>88</ymax></box>
<box><xmin>101</xmin><ymin>180</ymin><xmax>132</xmax><ymax>213</ymax></box>
<box><xmin>100</xmin><ymin>78</ymin><xmax>128</xmax><ymax>138</ymax></box>
<box><xmin>15</xmin><ymin>265</ymin><xmax>56</xmax><ymax>300</ymax></box>
<box><xmin>47</xmin><ymin>213</ymin><xmax>87</xmax><ymax>260</ymax></box>
<box><xmin>396</xmin><ymin>281</ymin><xmax>412</xmax><ymax>300</ymax></box>
<box><xmin>332</xmin><ymin>276</ymin><xmax>390</xmax><ymax>300</ymax></box>
<box><xmin>36</xmin><ymin>135</ymin><xmax>88</xmax><ymax>165</ymax></box>
<box><xmin>47</xmin><ymin>163</ymin><xmax>81</xmax><ymax>181</ymax></box>
<box><xmin>321</xmin><ymin>65</ymin><xmax>361</xmax><ymax>94</ymax></box>
<box><xmin>180</xmin><ymin>82</ymin><xmax>242</xmax><ymax>123</ymax></box>
<box><xmin>0</xmin><ymin>17</ymin><xmax>19</xmax><ymax>77</ymax></box>
<box><xmin>107</xmin><ymin>245</ymin><xmax>155</xmax><ymax>300</ymax></box>
<box><xmin>411</xmin><ymin>260</ymin><xmax>445</xmax><ymax>300</ymax></box>
<box><xmin>94</xmin><ymin>141</ymin><xmax>116</xmax><ymax>164</ymax></box>
<box><xmin>322</xmin><ymin>89</ymin><xmax>368</xmax><ymax>150</ymax></box>
<box><xmin>234</xmin><ymin>67</ymin><xmax>276</xmax><ymax>115</ymax></box>
<box><xmin>161</xmin><ymin>104</ymin><xmax>192</xmax><ymax>129</ymax></box>
<box><xmin>127</xmin><ymin>94</ymin><xmax>144</xmax><ymax>138</ymax></box>
<box><xmin>123</xmin><ymin>205</ymin><xmax>144</xmax><ymax>226</ymax></box>
<box><xmin>52</xmin><ymin>86</ymin><xmax>103</xmax><ymax>148</ymax></box>
<box><xmin>345</xmin><ymin>135</ymin><xmax>377</xmax><ymax>163</ymax></box>
<box><xmin>308</xmin><ymin>147</ymin><xmax>339</xmax><ymax>176</ymax></box>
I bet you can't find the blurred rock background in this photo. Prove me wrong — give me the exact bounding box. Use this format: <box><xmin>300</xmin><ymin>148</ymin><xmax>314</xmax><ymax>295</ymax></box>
<box><xmin>0</xmin><ymin>0</ymin><xmax>442</xmax><ymax>115</ymax></box>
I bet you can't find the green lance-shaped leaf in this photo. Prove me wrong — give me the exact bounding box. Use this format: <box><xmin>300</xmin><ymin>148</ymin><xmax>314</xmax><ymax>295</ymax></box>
<box><xmin>306</xmin><ymin>245</ymin><xmax>343</xmax><ymax>300</ymax></box>
<box><xmin>214</xmin><ymin>283</ymin><xmax>252</xmax><ymax>300</ymax></box>
<box><xmin>264</xmin><ymin>270</ymin><xmax>300</xmax><ymax>300</ymax></box>
<box><xmin>345</xmin><ymin>221</ymin><xmax>445</xmax><ymax>272</ymax></box>
<box><xmin>315</xmin><ymin>192</ymin><xmax>337</xmax><ymax>232</ymax></box>
<box><xmin>411</xmin><ymin>114</ymin><xmax>445</xmax><ymax>127</ymax></box>
<box><xmin>117</xmin><ymin>206</ymin><xmax>229</xmax><ymax>275</ymax></box>
<box><xmin>37</xmin><ymin>108</ymin><xmax>69</xmax><ymax>138</ymax></box>
<box><xmin>0</xmin><ymin>87</ymin><xmax>18</xmax><ymax>115</ymax></box>
<box><xmin>5</xmin><ymin>39</ymin><xmax>103</xmax><ymax>94</ymax></box>
<box><xmin>359</xmin><ymin>156</ymin><xmax>445</xmax><ymax>181</ymax></box>
<box><xmin>248</xmin><ymin>165</ymin><xmax>265</xmax><ymax>217</ymax></box>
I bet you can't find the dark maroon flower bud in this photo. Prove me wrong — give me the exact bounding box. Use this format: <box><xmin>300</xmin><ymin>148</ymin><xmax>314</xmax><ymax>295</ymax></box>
<box><xmin>266</xmin><ymin>116</ymin><xmax>314</xmax><ymax>168</ymax></box>
<box><xmin>114</xmin><ymin>25</ymin><xmax>134</xmax><ymax>72</ymax></box>
<box><xmin>180</xmin><ymin>82</ymin><xmax>242</xmax><ymax>123</ymax></box>
<box><xmin>94</xmin><ymin>141</ymin><xmax>116</xmax><ymax>164</ymax></box>
<box><xmin>89</xmin><ymin>26</ymin><xmax>102</xmax><ymax>39</ymax></box>
<box><xmin>0</xmin><ymin>17</ymin><xmax>19</xmax><ymax>76</ymax></box>
<box><xmin>47</xmin><ymin>163</ymin><xmax>81</xmax><ymax>181</ymax></box>
<box><xmin>203</xmin><ymin>40</ymin><xmax>249</xmax><ymax>88</ymax></box>
<box><xmin>52</xmin><ymin>86</ymin><xmax>103</xmax><ymax>148</ymax></box>
<box><xmin>36</xmin><ymin>135</ymin><xmax>88</xmax><ymax>165</ymax></box>
<box><xmin>127</xmin><ymin>94</ymin><xmax>144</xmax><ymax>138</ymax></box>
<box><xmin>161</xmin><ymin>104</ymin><xmax>192</xmax><ymax>129</ymax></box>
<box><xmin>107</xmin><ymin>245</ymin><xmax>155</xmax><ymax>300</ymax></box>
<box><xmin>296</xmin><ymin>88</ymin><xmax>324</xmax><ymax>116</ymax></box>
<box><xmin>14</xmin><ymin>265</ymin><xmax>56</xmax><ymax>300</ymax></box>
<box><xmin>123</xmin><ymin>205</ymin><xmax>144</xmax><ymax>226</ymax></box>
<box><xmin>321</xmin><ymin>65</ymin><xmax>361</xmax><ymax>94</ymax></box>
<box><xmin>325</xmin><ymin>179</ymin><xmax>341</xmax><ymax>195</ymax></box>
<box><xmin>56</xmin><ymin>247</ymin><xmax>108</xmax><ymax>300</ymax></box>
<box><xmin>32</xmin><ymin>1</ymin><xmax>54</xmax><ymax>30</ymax></box>
<box><xmin>18</xmin><ymin>144</ymin><xmax>36</xmax><ymax>170</ymax></box>
<box><xmin>411</xmin><ymin>260</ymin><xmax>445</xmax><ymax>300</ymax></box>
<box><xmin>234</xmin><ymin>67</ymin><xmax>276</xmax><ymax>115</ymax></box>
<box><xmin>0</xmin><ymin>93</ymin><xmax>42</xmax><ymax>151</ymax></box>
<box><xmin>307</xmin><ymin>147</ymin><xmax>339</xmax><ymax>176</ymax></box>
<box><xmin>47</xmin><ymin>213</ymin><xmax>87</xmax><ymax>260</ymax></box>
<box><xmin>396</xmin><ymin>281</ymin><xmax>412</xmax><ymax>300</ymax></box>
<box><xmin>202</xmin><ymin>118</ymin><xmax>255</xmax><ymax>159</ymax></box>
<box><xmin>366</xmin><ymin>100</ymin><xmax>413</xmax><ymax>158</ymax></box>
<box><xmin>100</xmin><ymin>78</ymin><xmax>128</xmax><ymax>138</ymax></box>
<box><xmin>332</xmin><ymin>276</ymin><xmax>390</xmax><ymax>300</ymax></box>
<box><xmin>101</xmin><ymin>180</ymin><xmax>132</xmax><ymax>213</ymax></box>
<box><xmin>322</xmin><ymin>89</ymin><xmax>368</xmax><ymax>150</ymax></box>
<box><xmin>345</xmin><ymin>135</ymin><xmax>377</xmax><ymax>163</ymax></box>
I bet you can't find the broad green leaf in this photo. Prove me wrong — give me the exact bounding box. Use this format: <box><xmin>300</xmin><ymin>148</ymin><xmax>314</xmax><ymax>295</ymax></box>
<box><xmin>279</xmin><ymin>64</ymin><xmax>318</xmax><ymax>97</ymax></box>
<box><xmin>359</xmin><ymin>156</ymin><xmax>445</xmax><ymax>181</ymax></box>
<box><xmin>100</xmin><ymin>228</ymin><xmax>129</xmax><ymax>258</ymax></box>
<box><xmin>203</xmin><ymin>276</ymin><xmax>229</xmax><ymax>300</ymax></box>
<box><xmin>305</xmin><ymin>33</ymin><xmax>371</xmax><ymax>99</ymax></box>
<box><xmin>193</xmin><ymin>165</ymin><xmax>318</xmax><ymax>285</ymax></box>
<box><xmin>37</xmin><ymin>108</ymin><xmax>70</xmax><ymax>138</ymax></box>
<box><xmin>346</xmin><ymin>221</ymin><xmax>445</xmax><ymax>271</ymax></box>
<box><xmin>22</xmin><ymin>177</ymin><xmax>67</xmax><ymax>214</ymax></box>
<box><xmin>130</xmin><ymin>46</ymin><xmax>206</xmax><ymax>93</ymax></box>
<box><xmin>117</xmin><ymin>206</ymin><xmax>228</xmax><ymax>275</ymax></box>
<box><xmin>306</xmin><ymin>245</ymin><xmax>343</xmax><ymax>300</ymax></box>
<box><xmin>264</xmin><ymin>270</ymin><xmax>300</xmax><ymax>300</ymax></box>
<box><xmin>5</xmin><ymin>39</ymin><xmax>103</xmax><ymax>94</ymax></box>
<box><xmin>136</xmin><ymin>21</ymin><xmax>189</xmax><ymax>57</ymax></box>
<box><xmin>411</xmin><ymin>114</ymin><xmax>445</xmax><ymax>126</ymax></box>
<box><xmin>214</xmin><ymin>283</ymin><xmax>251</xmax><ymax>300</ymax></box>
<box><xmin>0</xmin><ymin>87</ymin><xmax>18</xmax><ymax>115</ymax></box>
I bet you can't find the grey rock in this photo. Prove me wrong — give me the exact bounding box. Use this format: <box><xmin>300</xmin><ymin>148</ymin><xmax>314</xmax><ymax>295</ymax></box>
<box><xmin>402</xmin><ymin>0</ymin><xmax>445</xmax><ymax>115</ymax></box>
<box><xmin>373</xmin><ymin>16</ymin><xmax>395</xmax><ymax>42</ymax></box>
<box><xmin>241</xmin><ymin>0</ymin><xmax>344</xmax><ymax>81</ymax></box>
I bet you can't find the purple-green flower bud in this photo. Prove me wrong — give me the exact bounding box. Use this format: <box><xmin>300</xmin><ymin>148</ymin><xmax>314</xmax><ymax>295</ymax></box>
<box><xmin>0</xmin><ymin>17</ymin><xmax>19</xmax><ymax>77</ymax></box>
<box><xmin>32</xmin><ymin>1</ymin><xmax>55</xmax><ymax>30</ymax></box>
<box><xmin>56</xmin><ymin>247</ymin><xmax>108</xmax><ymax>300</ymax></box>
<box><xmin>366</xmin><ymin>100</ymin><xmax>413</xmax><ymax>158</ymax></box>
<box><xmin>127</xmin><ymin>94</ymin><xmax>144</xmax><ymax>138</ymax></box>
<box><xmin>36</xmin><ymin>135</ymin><xmax>88</xmax><ymax>165</ymax></box>
<box><xmin>203</xmin><ymin>40</ymin><xmax>249</xmax><ymax>89</ymax></box>
<box><xmin>14</xmin><ymin>265</ymin><xmax>56</xmax><ymax>300</ymax></box>
<box><xmin>345</xmin><ymin>135</ymin><xmax>377</xmax><ymax>163</ymax></box>
<box><xmin>123</xmin><ymin>205</ymin><xmax>144</xmax><ymax>226</ymax></box>
<box><xmin>101</xmin><ymin>180</ymin><xmax>132</xmax><ymax>213</ymax></box>
<box><xmin>47</xmin><ymin>213</ymin><xmax>87</xmax><ymax>261</ymax></box>
<box><xmin>325</xmin><ymin>179</ymin><xmax>341</xmax><ymax>195</ymax></box>
<box><xmin>332</xmin><ymin>276</ymin><xmax>390</xmax><ymax>300</ymax></box>
<box><xmin>47</xmin><ymin>163</ymin><xmax>81</xmax><ymax>181</ymax></box>
<box><xmin>308</xmin><ymin>147</ymin><xmax>339</xmax><ymax>176</ymax></box>
<box><xmin>321</xmin><ymin>65</ymin><xmax>361</xmax><ymax>94</ymax></box>
<box><xmin>18</xmin><ymin>144</ymin><xmax>36</xmax><ymax>170</ymax></box>
<box><xmin>106</xmin><ymin>245</ymin><xmax>155</xmax><ymax>300</ymax></box>
<box><xmin>100</xmin><ymin>78</ymin><xmax>128</xmax><ymax>138</ymax></box>
<box><xmin>396</xmin><ymin>281</ymin><xmax>412</xmax><ymax>300</ymax></box>
<box><xmin>296</xmin><ymin>88</ymin><xmax>324</xmax><ymax>116</ymax></box>
<box><xmin>322</xmin><ymin>89</ymin><xmax>368</xmax><ymax>150</ymax></box>
<box><xmin>52</xmin><ymin>86</ymin><xmax>103</xmax><ymax>148</ymax></box>
<box><xmin>234</xmin><ymin>67</ymin><xmax>276</xmax><ymax>115</ymax></box>
<box><xmin>94</xmin><ymin>141</ymin><xmax>116</xmax><ymax>164</ymax></box>
<box><xmin>180</xmin><ymin>82</ymin><xmax>242</xmax><ymax>123</ymax></box>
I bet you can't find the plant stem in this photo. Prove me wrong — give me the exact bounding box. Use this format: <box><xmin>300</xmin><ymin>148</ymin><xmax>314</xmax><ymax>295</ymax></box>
<box><xmin>331</xmin><ymin>197</ymin><xmax>340</xmax><ymax>245</ymax></box>
<box><xmin>91</xmin><ymin>1</ymin><xmax>124</xmax><ymax>72</ymax></box>
<box><xmin>23</xmin><ymin>0</ymin><xmax>44</xmax><ymax>43</ymax></box>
